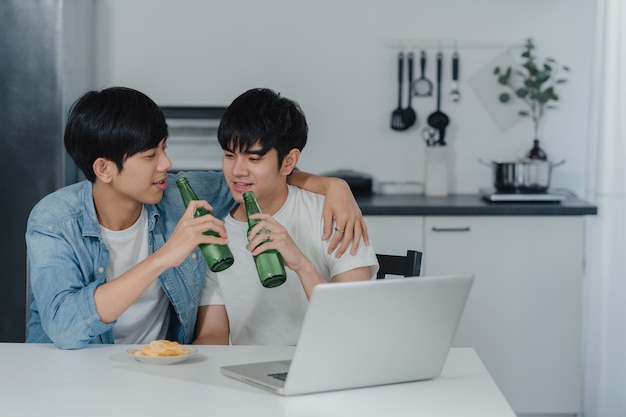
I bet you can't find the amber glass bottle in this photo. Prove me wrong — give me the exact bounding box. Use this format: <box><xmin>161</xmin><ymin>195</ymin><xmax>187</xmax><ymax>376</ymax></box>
<box><xmin>527</xmin><ymin>139</ymin><xmax>548</xmax><ymax>161</ymax></box>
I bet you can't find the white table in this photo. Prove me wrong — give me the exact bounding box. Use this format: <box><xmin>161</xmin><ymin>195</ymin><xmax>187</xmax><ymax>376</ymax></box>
<box><xmin>0</xmin><ymin>344</ymin><xmax>515</xmax><ymax>417</ymax></box>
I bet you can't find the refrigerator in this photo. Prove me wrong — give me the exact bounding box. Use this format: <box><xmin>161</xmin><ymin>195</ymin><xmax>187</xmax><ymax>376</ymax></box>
<box><xmin>0</xmin><ymin>0</ymin><xmax>94</xmax><ymax>342</ymax></box>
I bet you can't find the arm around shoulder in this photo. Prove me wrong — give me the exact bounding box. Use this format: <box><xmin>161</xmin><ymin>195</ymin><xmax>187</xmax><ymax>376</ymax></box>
<box><xmin>288</xmin><ymin>171</ymin><xmax>370</xmax><ymax>257</ymax></box>
<box><xmin>287</xmin><ymin>170</ymin><xmax>347</xmax><ymax>195</ymax></box>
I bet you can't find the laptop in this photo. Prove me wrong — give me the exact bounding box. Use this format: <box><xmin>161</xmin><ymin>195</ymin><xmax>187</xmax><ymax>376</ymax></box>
<box><xmin>220</xmin><ymin>274</ymin><xmax>474</xmax><ymax>396</ymax></box>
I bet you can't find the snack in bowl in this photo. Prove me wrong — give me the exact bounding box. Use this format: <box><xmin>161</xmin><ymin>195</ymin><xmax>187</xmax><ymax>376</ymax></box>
<box><xmin>131</xmin><ymin>340</ymin><xmax>191</xmax><ymax>357</ymax></box>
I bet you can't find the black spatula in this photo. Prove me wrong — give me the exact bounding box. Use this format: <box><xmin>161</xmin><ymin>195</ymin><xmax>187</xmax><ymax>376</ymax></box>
<box><xmin>390</xmin><ymin>52</ymin><xmax>407</xmax><ymax>131</ymax></box>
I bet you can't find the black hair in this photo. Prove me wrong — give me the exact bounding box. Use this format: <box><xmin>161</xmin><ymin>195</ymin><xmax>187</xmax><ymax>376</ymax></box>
<box><xmin>217</xmin><ymin>88</ymin><xmax>308</xmax><ymax>167</ymax></box>
<box><xmin>64</xmin><ymin>86</ymin><xmax>168</xmax><ymax>182</ymax></box>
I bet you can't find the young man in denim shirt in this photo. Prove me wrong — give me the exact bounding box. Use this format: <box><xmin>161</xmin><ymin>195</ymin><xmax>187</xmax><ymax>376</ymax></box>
<box><xmin>25</xmin><ymin>87</ymin><xmax>368</xmax><ymax>349</ymax></box>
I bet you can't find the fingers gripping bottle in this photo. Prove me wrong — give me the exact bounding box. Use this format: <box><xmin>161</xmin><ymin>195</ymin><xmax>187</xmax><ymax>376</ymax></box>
<box><xmin>243</xmin><ymin>191</ymin><xmax>286</xmax><ymax>288</ymax></box>
<box><xmin>176</xmin><ymin>177</ymin><xmax>234</xmax><ymax>272</ymax></box>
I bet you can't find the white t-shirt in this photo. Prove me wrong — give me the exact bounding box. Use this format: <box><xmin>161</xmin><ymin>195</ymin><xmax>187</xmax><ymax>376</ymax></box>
<box><xmin>200</xmin><ymin>185</ymin><xmax>378</xmax><ymax>345</ymax></box>
<box><xmin>100</xmin><ymin>207</ymin><xmax>170</xmax><ymax>344</ymax></box>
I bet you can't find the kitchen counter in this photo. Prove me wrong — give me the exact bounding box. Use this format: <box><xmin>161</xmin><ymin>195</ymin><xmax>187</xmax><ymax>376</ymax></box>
<box><xmin>356</xmin><ymin>193</ymin><xmax>597</xmax><ymax>216</ymax></box>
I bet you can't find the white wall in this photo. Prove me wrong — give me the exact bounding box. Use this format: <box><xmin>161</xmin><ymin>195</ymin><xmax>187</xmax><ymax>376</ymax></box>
<box><xmin>95</xmin><ymin>0</ymin><xmax>596</xmax><ymax>196</ymax></box>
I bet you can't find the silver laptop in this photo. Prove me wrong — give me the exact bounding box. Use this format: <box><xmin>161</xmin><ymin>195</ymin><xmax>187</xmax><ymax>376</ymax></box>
<box><xmin>220</xmin><ymin>274</ymin><xmax>474</xmax><ymax>396</ymax></box>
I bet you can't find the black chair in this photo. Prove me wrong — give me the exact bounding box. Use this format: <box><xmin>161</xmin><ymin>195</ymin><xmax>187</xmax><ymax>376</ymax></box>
<box><xmin>375</xmin><ymin>250</ymin><xmax>422</xmax><ymax>279</ymax></box>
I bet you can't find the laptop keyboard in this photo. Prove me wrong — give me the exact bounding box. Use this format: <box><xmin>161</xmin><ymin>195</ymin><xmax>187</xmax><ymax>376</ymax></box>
<box><xmin>268</xmin><ymin>372</ymin><xmax>288</xmax><ymax>381</ymax></box>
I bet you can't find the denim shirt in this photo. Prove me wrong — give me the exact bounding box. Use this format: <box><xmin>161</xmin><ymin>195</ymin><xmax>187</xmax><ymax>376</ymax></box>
<box><xmin>26</xmin><ymin>170</ymin><xmax>236</xmax><ymax>349</ymax></box>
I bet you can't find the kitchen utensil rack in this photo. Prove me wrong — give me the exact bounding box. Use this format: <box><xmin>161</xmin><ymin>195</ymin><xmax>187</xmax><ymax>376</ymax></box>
<box><xmin>385</xmin><ymin>39</ymin><xmax>525</xmax><ymax>51</ymax></box>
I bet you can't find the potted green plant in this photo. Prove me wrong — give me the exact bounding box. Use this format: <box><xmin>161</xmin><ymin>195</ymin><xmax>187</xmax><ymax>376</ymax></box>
<box><xmin>493</xmin><ymin>38</ymin><xmax>569</xmax><ymax>156</ymax></box>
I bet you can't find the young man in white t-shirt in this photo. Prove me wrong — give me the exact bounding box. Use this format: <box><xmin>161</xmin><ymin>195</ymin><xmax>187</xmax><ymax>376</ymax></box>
<box><xmin>194</xmin><ymin>88</ymin><xmax>379</xmax><ymax>345</ymax></box>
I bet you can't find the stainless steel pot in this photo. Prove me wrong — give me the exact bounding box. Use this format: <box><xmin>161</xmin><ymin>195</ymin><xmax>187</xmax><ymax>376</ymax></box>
<box><xmin>479</xmin><ymin>159</ymin><xmax>565</xmax><ymax>192</ymax></box>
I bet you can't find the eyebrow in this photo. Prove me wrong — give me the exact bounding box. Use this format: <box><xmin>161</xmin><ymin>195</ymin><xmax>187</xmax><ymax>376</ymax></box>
<box><xmin>225</xmin><ymin>145</ymin><xmax>265</xmax><ymax>156</ymax></box>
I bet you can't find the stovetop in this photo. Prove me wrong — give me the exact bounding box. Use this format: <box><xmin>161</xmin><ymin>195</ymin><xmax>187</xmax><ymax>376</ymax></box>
<box><xmin>480</xmin><ymin>188</ymin><xmax>569</xmax><ymax>203</ymax></box>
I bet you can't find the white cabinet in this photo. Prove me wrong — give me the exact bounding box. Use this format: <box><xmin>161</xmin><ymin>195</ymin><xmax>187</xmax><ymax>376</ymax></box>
<box><xmin>363</xmin><ymin>216</ymin><xmax>424</xmax><ymax>256</ymax></box>
<box><xmin>364</xmin><ymin>213</ymin><xmax>584</xmax><ymax>415</ymax></box>
<box><xmin>423</xmin><ymin>216</ymin><xmax>583</xmax><ymax>416</ymax></box>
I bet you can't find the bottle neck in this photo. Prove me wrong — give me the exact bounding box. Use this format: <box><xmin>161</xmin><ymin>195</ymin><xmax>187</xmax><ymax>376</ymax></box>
<box><xmin>176</xmin><ymin>178</ymin><xmax>200</xmax><ymax>207</ymax></box>
<box><xmin>243</xmin><ymin>193</ymin><xmax>261</xmax><ymax>215</ymax></box>
<box><xmin>242</xmin><ymin>193</ymin><xmax>261</xmax><ymax>227</ymax></box>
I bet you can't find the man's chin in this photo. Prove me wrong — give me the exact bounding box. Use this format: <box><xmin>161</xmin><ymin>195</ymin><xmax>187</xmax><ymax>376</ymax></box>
<box><xmin>144</xmin><ymin>191</ymin><xmax>164</xmax><ymax>205</ymax></box>
<box><xmin>230</xmin><ymin>191</ymin><xmax>245</xmax><ymax>205</ymax></box>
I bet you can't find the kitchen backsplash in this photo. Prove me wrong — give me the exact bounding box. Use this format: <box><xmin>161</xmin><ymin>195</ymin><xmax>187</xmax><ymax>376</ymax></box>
<box><xmin>95</xmin><ymin>0</ymin><xmax>594</xmax><ymax>197</ymax></box>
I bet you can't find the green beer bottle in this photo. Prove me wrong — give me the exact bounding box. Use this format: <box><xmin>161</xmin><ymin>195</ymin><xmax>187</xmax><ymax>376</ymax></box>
<box><xmin>243</xmin><ymin>191</ymin><xmax>286</xmax><ymax>288</ymax></box>
<box><xmin>176</xmin><ymin>177</ymin><xmax>234</xmax><ymax>272</ymax></box>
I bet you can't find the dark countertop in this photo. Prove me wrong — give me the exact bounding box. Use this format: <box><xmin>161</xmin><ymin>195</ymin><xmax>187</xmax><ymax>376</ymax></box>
<box><xmin>356</xmin><ymin>193</ymin><xmax>598</xmax><ymax>216</ymax></box>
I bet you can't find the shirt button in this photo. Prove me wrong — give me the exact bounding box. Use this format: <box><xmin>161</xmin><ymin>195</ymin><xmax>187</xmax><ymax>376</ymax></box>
<box><xmin>191</xmin><ymin>253</ymin><xmax>197</xmax><ymax>259</ymax></box>
<box><xmin>98</xmin><ymin>267</ymin><xmax>104</xmax><ymax>273</ymax></box>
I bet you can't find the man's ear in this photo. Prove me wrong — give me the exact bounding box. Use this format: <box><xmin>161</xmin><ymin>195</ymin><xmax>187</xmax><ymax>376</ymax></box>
<box><xmin>92</xmin><ymin>157</ymin><xmax>115</xmax><ymax>183</ymax></box>
<box><xmin>281</xmin><ymin>149</ymin><xmax>301</xmax><ymax>176</ymax></box>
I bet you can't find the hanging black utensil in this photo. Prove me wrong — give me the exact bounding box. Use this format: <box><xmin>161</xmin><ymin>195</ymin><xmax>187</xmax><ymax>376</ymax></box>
<box><xmin>450</xmin><ymin>50</ymin><xmax>460</xmax><ymax>102</ymax></box>
<box><xmin>426</xmin><ymin>52</ymin><xmax>449</xmax><ymax>145</ymax></box>
<box><xmin>402</xmin><ymin>52</ymin><xmax>417</xmax><ymax>129</ymax></box>
<box><xmin>413</xmin><ymin>50</ymin><xmax>433</xmax><ymax>97</ymax></box>
<box><xmin>390</xmin><ymin>52</ymin><xmax>407</xmax><ymax>131</ymax></box>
